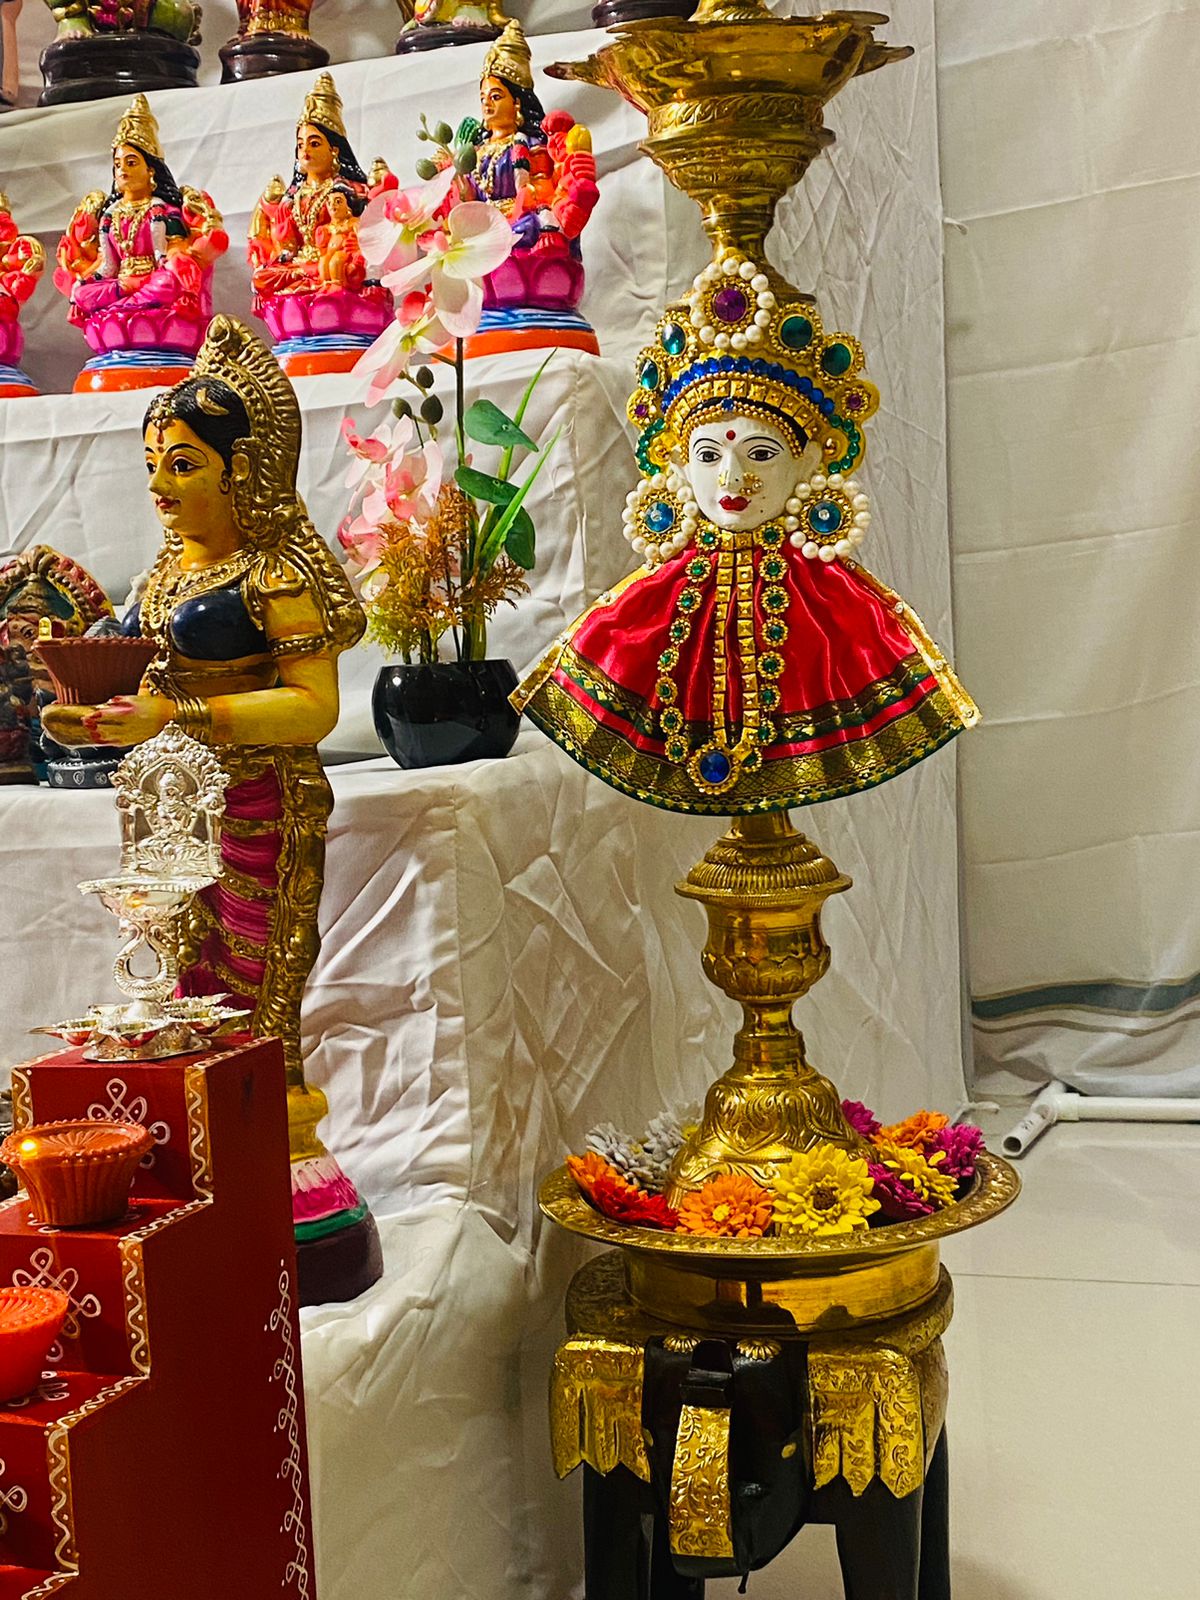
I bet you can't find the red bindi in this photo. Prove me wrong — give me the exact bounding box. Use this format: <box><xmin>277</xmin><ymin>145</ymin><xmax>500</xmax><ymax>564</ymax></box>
<box><xmin>725</xmin><ymin>429</ymin><xmax>736</xmax><ymax>440</ymax></box>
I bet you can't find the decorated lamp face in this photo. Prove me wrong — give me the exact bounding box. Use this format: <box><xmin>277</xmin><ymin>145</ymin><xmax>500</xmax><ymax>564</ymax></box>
<box><xmin>143</xmin><ymin>419</ymin><xmax>241</xmax><ymax>542</ymax></box>
<box><xmin>113</xmin><ymin>144</ymin><xmax>154</xmax><ymax>201</ymax></box>
<box><xmin>685</xmin><ymin>417</ymin><xmax>821</xmax><ymax>533</ymax></box>
<box><xmin>296</xmin><ymin>124</ymin><xmax>335</xmax><ymax>181</ymax></box>
<box><xmin>480</xmin><ymin>75</ymin><xmax>519</xmax><ymax>137</ymax></box>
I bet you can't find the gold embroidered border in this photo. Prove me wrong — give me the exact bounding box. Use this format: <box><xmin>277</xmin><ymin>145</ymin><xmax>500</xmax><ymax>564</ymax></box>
<box><xmin>527</xmin><ymin>675</ymin><xmax>961</xmax><ymax>815</ymax></box>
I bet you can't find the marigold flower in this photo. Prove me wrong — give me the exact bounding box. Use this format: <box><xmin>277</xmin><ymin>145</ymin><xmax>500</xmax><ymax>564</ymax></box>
<box><xmin>769</xmin><ymin>1146</ymin><xmax>880</xmax><ymax>1237</ymax></box>
<box><xmin>872</xmin><ymin>1139</ymin><xmax>958</xmax><ymax>1210</ymax></box>
<box><xmin>842</xmin><ymin>1099</ymin><xmax>882</xmax><ymax>1138</ymax></box>
<box><xmin>676</xmin><ymin>1172</ymin><xmax>773</xmax><ymax>1239</ymax></box>
<box><xmin>879</xmin><ymin>1109</ymin><xmax>950</xmax><ymax>1156</ymax></box>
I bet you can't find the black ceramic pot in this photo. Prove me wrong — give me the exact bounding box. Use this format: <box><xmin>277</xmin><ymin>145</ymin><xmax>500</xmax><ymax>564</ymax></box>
<box><xmin>372</xmin><ymin>659</ymin><xmax>521</xmax><ymax>769</ymax></box>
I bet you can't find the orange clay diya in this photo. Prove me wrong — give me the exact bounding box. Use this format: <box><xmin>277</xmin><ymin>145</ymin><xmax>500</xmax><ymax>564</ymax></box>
<box><xmin>0</xmin><ymin>1286</ymin><xmax>70</xmax><ymax>1401</ymax></box>
<box><xmin>1</xmin><ymin>1120</ymin><xmax>153</xmax><ymax>1227</ymax></box>
<box><xmin>35</xmin><ymin>633</ymin><xmax>158</xmax><ymax>707</ymax></box>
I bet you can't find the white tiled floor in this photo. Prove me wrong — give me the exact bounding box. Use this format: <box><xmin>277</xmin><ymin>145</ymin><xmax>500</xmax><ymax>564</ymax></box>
<box><xmin>711</xmin><ymin>1112</ymin><xmax>1200</xmax><ymax>1599</ymax></box>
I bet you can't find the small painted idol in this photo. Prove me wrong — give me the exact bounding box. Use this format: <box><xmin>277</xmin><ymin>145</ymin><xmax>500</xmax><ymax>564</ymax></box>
<box><xmin>395</xmin><ymin>0</ymin><xmax>509</xmax><ymax>55</ymax></box>
<box><xmin>0</xmin><ymin>191</ymin><xmax>46</xmax><ymax>396</ymax></box>
<box><xmin>453</xmin><ymin>21</ymin><xmax>600</xmax><ymax>356</ymax></box>
<box><xmin>514</xmin><ymin>250</ymin><xmax>978</xmax><ymax>814</ymax></box>
<box><xmin>53</xmin><ymin>96</ymin><xmax>228</xmax><ymax>393</ymax></box>
<box><xmin>249</xmin><ymin>73</ymin><xmax>393</xmax><ymax>376</ymax></box>
<box><xmin>41</xmin><ymin>316</ymin><xmax>381</xmax><ymax>1304</ymax></box>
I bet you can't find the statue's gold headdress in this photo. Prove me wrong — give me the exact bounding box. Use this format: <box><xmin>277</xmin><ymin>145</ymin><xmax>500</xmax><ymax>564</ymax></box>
<box><xmin>300</xmin><ymin>72</ymin><xmax>346</xmax><ymax>139</ymax></box>
<box><xmin>112</xmin><ymin>95</ymin><xmax>163</xmax><ymax>159</ymax></box>
<box><xmin>483</xmin><ymin>21</ymin><xmax>533</xmax><ymax>90</ymax></box>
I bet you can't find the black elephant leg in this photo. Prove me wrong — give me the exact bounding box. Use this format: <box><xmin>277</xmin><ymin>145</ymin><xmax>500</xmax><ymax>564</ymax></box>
<box><xmin>918</xmin><ymin>1431</ymin><xmax>951</xmax><ymax>1600</ymax></box>
<box><xmin>582</xmin><ymin>1466</ymin><xmax>704</xmax><ymax>1600</ymax></box>
<box><xmin>829</xmin><ymin>1476</ymin><xmax>924</xmax><ymax>1600</ymax></box>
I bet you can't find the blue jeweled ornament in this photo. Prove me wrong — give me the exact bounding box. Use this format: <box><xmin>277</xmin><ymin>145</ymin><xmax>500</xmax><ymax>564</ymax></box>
<box><xmin>645</xmin><ymin>501</ymin><xmax>675</xmax><ymax>534</ymax></box>
<box><xmin>698</xmin><ymin>748</ymin><xmax>732</xmax><ymax>785</ymax></box>
<box><xmin>809</xmin><ymin>501</ymin><xmax>843</xmax><ymax>535</ymax></box>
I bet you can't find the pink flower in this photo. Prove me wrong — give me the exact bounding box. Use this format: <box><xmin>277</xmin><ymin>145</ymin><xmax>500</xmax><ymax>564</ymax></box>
<box><xmin>842</xmin><ymin>1099</ymin><xmax>882</xmax><ymax>1139</ymax></box>
<box><xmin>868</xmin><ymin>1162</ymin><xmax>935</xmax><ymax>1221</ymax></box>
<box><xmin>354</xmin><ymin>292</ymin><xmax>451</xmax><ymax>403</ymax></box>
<box><xmin>930</xmin><ymin>1123</ymin><xmax>984</xmax><ymax>1184</ymax></box>
<box><xmin>384</xmin><ymin>439</ymin><xmax>443</xmax><ymax>523</ymax></box>
<box><xmin>357</xmin><ymin>168</ymin><xmax>457</xmax><ymax>279</ymax></box>
<box><xmin>337</xmin><ymin>519</ymin><xmax>386</xmax><ymax>577</ymax></box>
<box><xmin>383</xmin><ymin>200</ymin><xmax>513</xmax><ymax>339</ymax></box>
<box><xmin>341</xmin><ymin>414</ymin><xmax>415</xmax><ymax>490</ymax></box>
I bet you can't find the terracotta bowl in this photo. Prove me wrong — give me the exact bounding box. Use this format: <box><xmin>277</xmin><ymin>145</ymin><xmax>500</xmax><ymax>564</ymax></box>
<box><xmin>0</xmin><ymin>1286</ymin><xmax>70</xmax><ymax>1401</ymax></box>
<box><xmin>35</xmin><ymin>636</ymin><xmax>157</xmax><ymax>706</ymax></box>
<box><xmin>0</xmin><ymin>1120</ymin><xmax>153</xmax><ymax>1227</ymax></box>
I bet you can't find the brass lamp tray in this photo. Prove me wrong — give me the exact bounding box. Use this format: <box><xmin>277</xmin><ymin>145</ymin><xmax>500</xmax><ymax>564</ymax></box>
<box><xmin>539</xmin><ymin>1154</ymin><xmax>1020</xmax><ymax>1334</ymax></box>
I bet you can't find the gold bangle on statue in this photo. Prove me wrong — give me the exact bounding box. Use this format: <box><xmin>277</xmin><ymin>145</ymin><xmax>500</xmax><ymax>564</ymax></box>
<box><xmin>172</xmin><ymin>695</ymin><xmax>214</xmax><ymax>744</ymax></box>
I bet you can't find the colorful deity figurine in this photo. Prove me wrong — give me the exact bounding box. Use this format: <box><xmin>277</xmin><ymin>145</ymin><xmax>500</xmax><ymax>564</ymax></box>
<box><xmin>395</xmin><ymin>0</ymin><xmax>509</xmax><ymax>56</ymax></box>
<box><xmin>515</xmin><ymin>253</ymin><xmax>978</xmax><ymax>811</ymax></box>
<box><xmin>249</xmin><ymin>73</ymin><xmax>393</xmax><ymax>378</ymax></box>
<box><xmin>0</xmin><ymin>545</ymin><xmax>111</xmax><ymax>784</ymax></box>
<box><xmin>219</xmin><ymin>0</ymin><xmax>330</xmax><ymax>84</ymax></box>
<box><xmin>450</xmin><ymin>21</ymin><xmax>600</xmax><ymax>356</ymax></box>
<box><xmin>53</xmin><ymin>96</ymin><xmax>229</xmax><ymax>394</ymax></box>
<box><xmin>38</xmin><ymin>0</ymin><xmax>201</xmax><ymax>107</ymax></box>
<box><xmin>0</xmin><ymin>192</ymin><xmax>46</xmax><ymax>397</ymax></box>
<box><xmin>41</xmin><ymin>316</ymin><xmax>382</xmax><ymax>1306</ymax></box>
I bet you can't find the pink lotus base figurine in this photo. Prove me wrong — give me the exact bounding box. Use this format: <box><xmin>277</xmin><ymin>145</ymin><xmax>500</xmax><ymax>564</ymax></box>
<box><xmin>0</xmin><ymin>194</ymin><xmax>47</xmax><ymax>398</ymax></box>
<box><xmin>260</xmin><ymin>285</ymin><xmax>392</xmax><ymax>379</ymax></box>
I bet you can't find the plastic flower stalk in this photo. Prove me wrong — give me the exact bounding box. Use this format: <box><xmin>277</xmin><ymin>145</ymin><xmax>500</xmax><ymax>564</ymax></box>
<box><xmin>879</xmin><ymin>1110</ymin><xmax>950</xmax><ymax>1155</ymax></box>
<box><xmin>841</xmin><ymin>1099</ymin><xmax>881</xmax><ymax>1139</ymax></box>
<box><xmin>676</xmin><ymin>1173</ymin><xmax>773</xmax><ymax>1239</ymax></box>
<box><xmin>770</xmin><ymin>1146</ymin><xmax>880</xmax><ymax>1237</ymax></box>
<box><xmin>872</xmin><ymin>1139</ymin><xmax>958</xmax><ymax>1210</ymax></box>
<box><xmin>356</xmin><ymin>292</ymin><xmax>451</xmax><ymax>405</ymax></box>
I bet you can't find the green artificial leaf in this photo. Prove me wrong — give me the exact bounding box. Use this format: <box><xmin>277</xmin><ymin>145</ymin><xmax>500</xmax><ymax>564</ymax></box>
<box><xmin>456</xmin><ymin>465</ymin><xmax>516</xmax><ymax>505</ymax></box>
<box><xmin>504</xmin><ymin>508</ymin><xmax>536</xmax><ymax>570</ymax></box>
<box><xmin>463</xmin><ymin>398</ymin><xmax>537</xmax><ymax>452</ymax></box>
<box><xmin>478</xmin><ymin>425</ymin><xmax>562</xmax><ymax>572</ymax></box>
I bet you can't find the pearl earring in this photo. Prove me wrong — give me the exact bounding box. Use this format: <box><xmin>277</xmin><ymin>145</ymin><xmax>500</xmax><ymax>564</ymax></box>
<box><xmin>785</xmin><ymin>473</ymin><xmax>872</xmax><ymax>565</ymax></box>
<box><xmin>621</xmin><ymin>468</ymin><xmax>699</xmax><ymax>569</ymax></box>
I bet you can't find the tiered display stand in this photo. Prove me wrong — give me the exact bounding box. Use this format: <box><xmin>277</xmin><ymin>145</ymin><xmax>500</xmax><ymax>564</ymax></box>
<box><xmin>0</xmin><ymin>1036</ymin><xmax>313</xmax><ymax>1597</ymax></box>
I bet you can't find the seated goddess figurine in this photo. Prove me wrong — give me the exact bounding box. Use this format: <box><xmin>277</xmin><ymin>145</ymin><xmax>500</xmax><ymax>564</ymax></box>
<box><xmin>249</xmin><ymin>73</ymin><xmax>392</xmax><ymax>377</ymax></box>
<box><xmin>0</xmin><ymin>192</ymin><xmax>46</xmax><ymax>396</ymax></box>
<box><xmin>514</xmin><ymin>250</ymin><xmax>978</xmax><ymax>813</ymax></box>
<box><xmin>42</xmin><ymin>316</ymin><xmax>381</xmax><ymax>1305</ymax></box>
<box><xmin>454</xmin><ymin>21</ymin><xmax>600</xmax><ymax>356</ymax></box>
<box><xmin>53</xmin><ymin>95</ymin><xmax>228</xmax><ymax>394</ymax></box>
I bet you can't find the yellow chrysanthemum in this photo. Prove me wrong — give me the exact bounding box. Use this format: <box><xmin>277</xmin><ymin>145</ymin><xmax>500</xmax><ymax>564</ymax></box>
<box><xmin>879</xmin><ymin>1109</ymin><xmax>949</xmax><ymax>1155</ymax></box>
<box><xmin>677</xmin><ymin>1172</ymin><xmax>773</xmax><ymax>1239</ymax></box>
<box><xmin>873</xmin><ymin>1138</ymin><xmax>958</xmax><ymax>1209</ymax></box>
<box><xmin>769</xmin><ymin>1145</ymin><xmax>880</xmax><ymax>1237</ymax></box>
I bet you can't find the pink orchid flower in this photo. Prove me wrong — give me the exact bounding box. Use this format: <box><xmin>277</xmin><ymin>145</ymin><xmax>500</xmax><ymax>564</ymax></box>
<box><xmin>357</xmin><ymin>167</ymin><xmax>457</xmax><ymax>278</ymax></box>
<box><xmin>341</xmin><ymin>414</ymin><xmax>416</xmax><ymax>491</ymax></box>
<box><xmin>382</xmin><ymin>201</ymin><xmax>513</xmax><ymax>339</ymax></box>
<box><xmin>384</xmin><ymin>438</ymin><xmax>444</xmax><ymax>523</ymax></box>
<box><xmin>355</xmin><ymin>291</ymin><xmax>451</xmax><ymax>403</ymax></box>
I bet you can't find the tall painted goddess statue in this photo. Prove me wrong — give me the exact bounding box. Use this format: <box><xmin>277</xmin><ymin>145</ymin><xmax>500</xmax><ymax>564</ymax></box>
<box><xmin>514</xmin><ymin>259</ymin><xmax>978</xmax><ymax>814</ymax></box>
<box><xmin>42</xmin><ymin>316</ymin><xmax>381</xmax><ymax>1306</ymax></box>
<box><xmin>54</xmin><ymin>96</ymin><xmax>228</xmax><ymax>394</ymax></box>
<box><xmin>249</xmin><ymin>72</ymin><xmax>393</xmax><ymax>376</ymax></box>
<box><xmin>456</xmin><ymin>20</ymin><xmax>600</xmax><ymax>356</ymax></box>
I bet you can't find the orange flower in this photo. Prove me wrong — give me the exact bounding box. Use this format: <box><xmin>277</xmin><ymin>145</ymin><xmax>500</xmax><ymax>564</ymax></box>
<box><xmin>676</xmin><ymin>1173</ymin><xmax>773</xmax><ymax>1239</ymax></box>
<box><xmin>878</xmin><ymin>1110</ymin><xmax>949</xmax><ymax>1156</ymax></box>
<box><xmin>567</xmin><ymin>1150</ymin><xmax>627</xmax><ymax>1200</ymax></box>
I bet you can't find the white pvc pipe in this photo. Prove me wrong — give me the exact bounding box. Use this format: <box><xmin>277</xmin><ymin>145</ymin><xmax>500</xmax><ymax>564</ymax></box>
<box><xmin>1001</xmin><ymin>1079</ymin><xmax>1200</xmax><ymax>1157</ymax></box>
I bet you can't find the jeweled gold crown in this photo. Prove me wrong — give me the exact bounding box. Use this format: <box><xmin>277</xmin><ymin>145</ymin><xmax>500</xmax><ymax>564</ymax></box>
<box><xmin>483</xmin><ymin>20</ymin><xmax>533</xmax><ymax>90</ymax></box>
<box><xmin>300</xmin><ymin>72</ymin><xmax>347</xmax><ymax>139</ymax></box>
<box><xmin>112</xmin><ymin>95</ymin><xmax>163</xmax><ymax>160</ymax></box>
<box><xmin>627</xmin><ymin>248</ymin><xmax>879</xmax><ymax>480</ymax></box>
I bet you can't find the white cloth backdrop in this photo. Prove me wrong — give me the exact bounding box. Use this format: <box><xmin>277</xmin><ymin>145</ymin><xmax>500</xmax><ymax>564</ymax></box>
<box><xmin>0</xmin><ymin>14</ymin><xmax>963</xmax><ymax>1598</ymax></box>
<box><xmin>939</xmin><ymin>0</ymin><xmax>1200</xmax><ymax>1095</ymax></box>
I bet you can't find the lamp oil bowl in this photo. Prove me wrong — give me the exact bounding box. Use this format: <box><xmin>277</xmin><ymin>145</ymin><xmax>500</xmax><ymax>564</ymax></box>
<box><xmin>34</xmin><ymin>723</ymin><xmax>249</xmax><ymax>1062</ymax></box>
<box><xmin>34</xmin><ymin>634</ymin><xmax>158</xmax><ymax>706</ymax></box>
<box><xmin>1</xmin><ymin>1120</ymin><xmax>153</xmax><ymax>1228</ymax></box>
<box><xmin>0</xmin><ymin>1286</ymin><xmax>70</xmax><ymax>1400</ymax></box>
